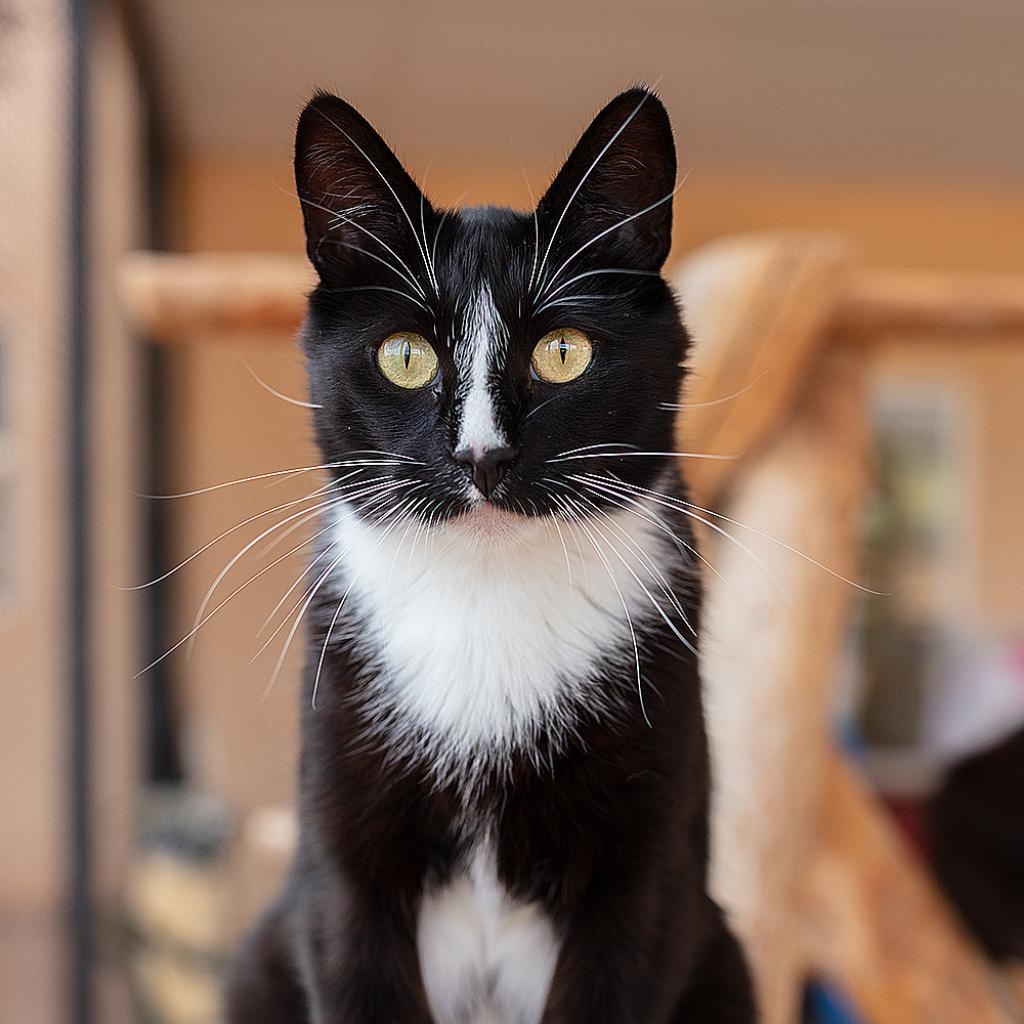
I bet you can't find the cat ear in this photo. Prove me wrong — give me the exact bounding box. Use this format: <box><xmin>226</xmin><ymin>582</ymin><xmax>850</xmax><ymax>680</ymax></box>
<box><xmin>537</xmin><ymin>88</ymin><xmax>677</xmax><ymax>275</ymax></box>
<box><xmin>295</xmin><ymin>92</ymin><xmax>431</xmax><ymax>281</ymax></box>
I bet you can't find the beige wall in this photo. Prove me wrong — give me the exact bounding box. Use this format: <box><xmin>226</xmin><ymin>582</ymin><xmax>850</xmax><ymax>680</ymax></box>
<box><xmin>162</xmin><ymin>153</ymin><xmax>1024</xmax><ymax>813</ymax></box>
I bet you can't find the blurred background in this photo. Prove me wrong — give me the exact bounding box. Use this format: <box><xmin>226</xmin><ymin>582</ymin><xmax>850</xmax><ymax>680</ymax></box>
<box><xmin>1</xmin><ymin>1</ymin><xmax>1022</xmax><ymax>1022</ymax></box>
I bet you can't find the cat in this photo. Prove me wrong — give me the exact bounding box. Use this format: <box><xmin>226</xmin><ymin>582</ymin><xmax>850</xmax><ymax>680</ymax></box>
<box><xmin>224</xmin><ymin>86</ymin><xmax>755</xmax><ymax>1024</ymax></box>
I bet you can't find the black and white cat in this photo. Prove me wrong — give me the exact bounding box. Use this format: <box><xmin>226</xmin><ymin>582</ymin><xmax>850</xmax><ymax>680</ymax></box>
<box><xmin>225</xmin><ymin>87</ymin><xmax>755</xmax><ymax>1024</ymax></box>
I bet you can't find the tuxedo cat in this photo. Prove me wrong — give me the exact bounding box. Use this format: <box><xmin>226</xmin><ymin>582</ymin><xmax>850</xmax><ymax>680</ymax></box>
<box><xmin>225</xmin><ymin>87</ymin><xmax>754</xmax><ymax>1024</ymax></box>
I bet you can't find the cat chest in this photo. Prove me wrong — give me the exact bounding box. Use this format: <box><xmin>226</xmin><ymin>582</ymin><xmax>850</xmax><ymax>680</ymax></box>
<box><xmin>334</xmin><ymin>507</ymin><xmax>665</xmax><ymax>757</ymax></box>
<box><xmin>417</xmin><ymin>844</ymin><xmax>559</xmax><ymax>1024</ymax></box>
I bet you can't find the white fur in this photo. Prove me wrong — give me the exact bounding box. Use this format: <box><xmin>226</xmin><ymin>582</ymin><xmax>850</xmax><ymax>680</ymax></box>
<box><xmin>417</xmin><ymin>843</ymin><xmax>559</xmax><ymax>1024</ymax></box>
<box><xmin>456</xmin><ymin>284</ymin><xmax>507</xmax><ymax>459</ymax></box>
<box><xmin>329</xmin><ymin>497</ymin><xmax>672</xmax><ymax>1020</ymax></box>
<box><xmin>331</xmin><ymin>502</ymin><xmax>668</xmax><ymax>783</ymax></box>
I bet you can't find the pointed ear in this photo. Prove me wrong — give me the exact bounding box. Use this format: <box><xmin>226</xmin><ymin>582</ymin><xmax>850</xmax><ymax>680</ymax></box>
<box><xmin>295</xmin><ymin>92</ymin><xmax>431</xmax><ymax>280</ymax></box>
<box><xmin>537</xmin><ymin>88</ymin><xmax>677</xmax><ymax>275</ymax></box>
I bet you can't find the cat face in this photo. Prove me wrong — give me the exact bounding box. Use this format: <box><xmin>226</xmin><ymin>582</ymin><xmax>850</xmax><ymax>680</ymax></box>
<box><xmin>295</xmin><ymin>88</ymin><xmax>686</xmax><ymax>529</ymax></box>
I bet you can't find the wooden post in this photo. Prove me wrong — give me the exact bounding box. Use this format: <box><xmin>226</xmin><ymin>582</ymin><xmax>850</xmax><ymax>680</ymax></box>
<box><xmin>698</xmin><ymin>346</ymin><xmax>870</xmax><ymax>1024</ymax></box>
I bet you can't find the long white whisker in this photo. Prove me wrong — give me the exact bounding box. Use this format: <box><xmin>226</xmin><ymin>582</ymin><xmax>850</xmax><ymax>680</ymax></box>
<box><xmin>319</xmin><ymin>284</ymin><xmax>429</xmax><ymax>311</ymax></box>
<box><xmin>565</xmin><ymin>473</ymin><xmax>723</xmax><ymax>590</ymax></box>
<box><xmin>561</xmin><ymin>483</ymin><xmax>696</xmax><ymax>651</ymax></box>
<box><xmin>311</xmin><ymin>492</ymin><xmax>425</xmax><ymax>708</ymax></box>
<box><xmin>292</xmin><ymin>186</ymin><xmax>429</xmax><ymax>299</ymax></box>
<box><xmin>549</xmin><ymin>450</ymin><xmax>734</xmax><ymax>464</ymax></box>
<box><xmin>132</xmin><ymin>498</ymin><xmax>346</xmax><ymax>679</ymax></box>
<box><xmin>539</xmin><ymin>267</ymin><xmax>661</xmax><ymax>304</ymax></box>
<box><xmin>534</xmin><ymin>90</ymin><xmax>655</xmax><ymax>296</ymax></box>
<box><xmin>557</xmin><ymin>492</ymin><xmax>651</xmax><ymax>727</ymax></box>
<box><xmin>185</xmin><ymin>487</ymin><xmax>372</xmax><ymax>656</ymax></box>
<box><xmin>125</xmin><ymin>478</ymin><xmax>342</xmax><ymax>590</ymax></box>
<box><xmin>240</xmin><ymin>358</ymin><xmax>321</xmax><ymax>409</ymax></box>
<box><xmin>319</xmin><ymin>237</ymin><xmax>427</xmax><ymax>299</ymax></box>
<box><xmin>562</xmin><ymin>482</ymin><xmax>697</xmax><ymax>645</ymax></box>
<box><xmin>553</xmin><ymin>441</ymin><xmax>641</xmax><ymax>459</ymax></box>
<box><xmin>582</xmin><ymin>475</ymin><xmax>790</xmax><ymax>604</ymax></box>
<box><xmin>658</xmin><ymin>371</ymin><xmax>769</xmax><ymax>412</ymax></box>
<box><xmin>540</xmin><ymin>176</ymin><xmax>687</xmax><ymax>299</ymax></box>
<box><xmin>682</xmin><ymin>497</ymin><xmax>882</xmax><ymax>595</ymax></box>
<box><xmin>140</xmin><ymin>454</ymin><xmax>419</xmax><ymax>500</ymax></box>
<box><xmin>313</xmin><ymin>107</ymin><xmax>436</xmax><ymax>294</ymax></box>
<box><xmin>252</xmin><ymin>481</ymin><xmax>419</xmax><ymax>654</ymax></box>
<box><xmin>548</xmin><ymin>510</ymin><xmax>574</xmax><ymax>590</ymax></box>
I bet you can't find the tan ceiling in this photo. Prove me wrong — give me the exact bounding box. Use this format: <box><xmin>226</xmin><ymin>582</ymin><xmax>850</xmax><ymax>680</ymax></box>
<box><xmin>137</xmin><ymin>0</ymin><xmax>1024</xmax><ymax>185</ymax></box>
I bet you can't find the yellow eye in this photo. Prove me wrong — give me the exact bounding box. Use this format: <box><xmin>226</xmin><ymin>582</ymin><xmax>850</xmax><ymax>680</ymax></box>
<box><xmin>377</xmin><ymin>332</ymin><xmax>438</xmax><ymax>389</ymax></box>
<box><xmin>531</xmin><ymin>328</ymin><xmax>592</xmax><ymax>384</ymax></box>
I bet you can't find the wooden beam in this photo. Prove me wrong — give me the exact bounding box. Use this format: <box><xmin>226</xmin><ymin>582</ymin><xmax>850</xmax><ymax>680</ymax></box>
<box><xmin>118</xmin><ymin>250</ymin><xmax>1024</xmax><ymax>343</ymax></box>
<box><xmin>118</xmin><ymin>252</ymin><xmax>314</xmax><ymax>340</ymax></box>
<box><xmin>673</xmin><ymin>232</ymin><xmax>853</xmax><ymax>506</ymax></box>
<box><xmin>838</xmin><ymin>268</ymin><xmax>1024</xmax><ymax>336</ymax></box>
<box><xmin>804</xmin><ymin>758</ymin><xmax>1017</xmax><ymax>1024</ymax></box>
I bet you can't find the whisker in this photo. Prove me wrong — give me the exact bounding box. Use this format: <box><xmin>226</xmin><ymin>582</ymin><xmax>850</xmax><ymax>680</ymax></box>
<box><xmin>251</xmin><ymin>481</ymin><xmax>420</xmax><ymax>654</ymax></box>
<box><xmin>184</xmin><ymin>485</ymin><xmax>378</xmax><ymax>657</ymax></box>
<box><xmin>318</xmin><ymin>237</ymin><xmax>427</xmax><ymax>299</ymax></box>
<box><xmin>577</xmin><ymin>474</ymin><xmax>790</xmax><ymax>604</ymax></box>
<box><xmin>559</xmin><ymin>483</ymin><xmax>696</xmax><ymax>652</ymax></box>
<box><xmin>533</xmin><ymin>89</ymin><xmax>657</xmax><ymax>297</ymax></box>
<box><xmin>548</xmin><ymin>450</ymin><xmax>734</xmax><ymax>464</ymax></box>
<box><xmin>132</xmin><ymin>505</ymin><xmax>342</xmax><ymax>680</ymax></box>
<box><xmin>124</xmin><ymin>478</ymin><xmax>342</xmax><ymax>590</ymax></box>
<box><xmin>539</xmin><ymin>266</ymin><xmax>661</xmax><ymax>304</ymax></box>
<box><xmin>140</xmin><ymin>453</ymin><xmax>419</xmax><ymax>500</ymax></box>
<box><xmin>319</xmin><ymin>284</ymin><xmax>429</xmax><ymax>311</ymax></box>
<box><xmin>566</xmin><ymin>483</ymin><xmax>696</xmax><ymax>635</ymax></box>
<box><xmin>539</xmin><ymin>173</ymin><xmax>688</xmax><ymax>299</ymax></box>
<box><xmin>553</xmin><ymin>442</ymin><xmax>640</xmax><ymax>459</ymax></box>
<box><xmin>312</xmin><ymin>106</ymin><xmax>437</xmax><ymax>294</ymax></box>
<box><xmin>311</xmin><ymin>492</ymin><xmax>424</xmax><ymax>708</ymax></box>
<box><xmin>564</xmin><ymin>472</ymin><xmax>723</xmax><ymax>590</ymax></box>
<box><xmin>681</xmin><ymin>497</ymin><xmax>883</xmax><ymax>596</ymax></box>
<box><xmin>555</xmin><ymin>491</ymin><xmax>651</xmax><ymax>727</ymax></box>
<box><xmin>239</xmin><ymin>358</ymin><xmax>322</xmax><ymax>409</ymax></box>
<box><xmin>657</xmin><ymin>371</ymin><xmax>769</xmax><ymax>412</ymax></box>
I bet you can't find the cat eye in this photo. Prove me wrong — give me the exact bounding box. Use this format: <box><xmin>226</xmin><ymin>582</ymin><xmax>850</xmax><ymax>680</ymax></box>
<box><xmin>531</xmin><ymin>328</ymin><xmax>593</xmax><ymax>384</ymax></box>
<box><xmin>377</xmin><ymin>332</ymin><xmax>439</xmax><ymax>389</ymax></box>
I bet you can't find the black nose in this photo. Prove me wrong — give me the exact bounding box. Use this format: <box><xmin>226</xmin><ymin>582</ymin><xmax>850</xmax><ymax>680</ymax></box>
<box><xmin>454</xmin><ymin>445</ymin><xmax>517</xmax><ymax>498</ymax></box>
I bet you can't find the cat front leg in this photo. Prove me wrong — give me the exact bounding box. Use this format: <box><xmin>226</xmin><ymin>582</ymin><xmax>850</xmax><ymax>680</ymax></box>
<box><xmin>294</xmin><ymin>879</ymin><xmax>435</xmax><ymax>1024</ymax></box>
<box><xmin>540</xmin><ymin>878</ymin><xmax>695</xmax><ymax>1024</ymax></box>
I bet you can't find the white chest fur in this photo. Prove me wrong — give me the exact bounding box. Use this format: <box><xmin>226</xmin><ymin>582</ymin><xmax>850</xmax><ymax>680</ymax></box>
<box><xmin>331</xmin><ymin>502</ymin><xmax>668</xmax><ymax>778</ymax></box>
<box><xmin>417</xmin><ymin>844</ymin><xmax>559</xmax><ymax>1024</ymax></box>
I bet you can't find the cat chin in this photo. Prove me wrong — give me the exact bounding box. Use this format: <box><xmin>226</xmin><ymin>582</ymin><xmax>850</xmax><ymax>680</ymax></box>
<box><xmin>444</xmin><ymin>500</ymin><xmax>542</xmax><ymax>546</ymax></box>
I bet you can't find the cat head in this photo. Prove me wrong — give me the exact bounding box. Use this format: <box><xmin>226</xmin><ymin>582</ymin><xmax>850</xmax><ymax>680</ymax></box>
<box><xmin>295</xmin><ymin>87</ymin><xmax>686</xmax><ymax>536</ymax></box>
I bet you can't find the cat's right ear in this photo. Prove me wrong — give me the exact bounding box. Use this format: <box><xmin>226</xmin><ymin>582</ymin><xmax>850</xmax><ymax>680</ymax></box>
<box><xmin>295</xmin><ymin>92</ymin><xmax>431</xmax><ymax>280</ymax></box>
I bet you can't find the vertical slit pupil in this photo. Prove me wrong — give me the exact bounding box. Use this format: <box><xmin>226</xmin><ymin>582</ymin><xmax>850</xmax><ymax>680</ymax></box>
<box><xmin>559</xmin><ymin>337</ymin><xmax>568</xmax><ymax>364</ymax></box>
<box><xmin>402</xmin><ymin>339</ymin><xmax>412</xmax><ymax>369</ymax></box>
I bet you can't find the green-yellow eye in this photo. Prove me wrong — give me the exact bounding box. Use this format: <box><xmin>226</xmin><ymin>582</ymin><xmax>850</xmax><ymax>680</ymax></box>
<box><xmin>377</xmin><ymin>332</ymin><xmax>438</xmax><ymax>389</ymax></box>
<box><xmin>531</xmin><ymin>328</ymin><xmax>593</xmax><ymax>384</ymax></box>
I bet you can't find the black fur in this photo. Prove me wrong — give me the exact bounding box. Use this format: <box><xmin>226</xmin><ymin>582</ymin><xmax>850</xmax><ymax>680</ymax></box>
<box><xmin>225</xmin><ymin>88</ymin><xmax>754</xmax><ymax>1023</ymax></box>
<box><xmin>930</xmin><ymin>726</ymin><xmax>1024</xmax><ymax>963</ymax></box>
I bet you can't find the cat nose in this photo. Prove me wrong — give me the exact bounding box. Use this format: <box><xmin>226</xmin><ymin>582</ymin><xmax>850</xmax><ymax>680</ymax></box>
<box><xmin>454</xmin><ymin>445</ymin><xmax>517</xmax><ymax>498</ymax></box>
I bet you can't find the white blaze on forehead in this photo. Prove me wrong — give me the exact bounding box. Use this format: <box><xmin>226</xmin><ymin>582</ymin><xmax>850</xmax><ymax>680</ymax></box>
<box><xmin>456</xmin><ymin>283</ymin><xmax>507</xmax><ymax>454</ymax></box>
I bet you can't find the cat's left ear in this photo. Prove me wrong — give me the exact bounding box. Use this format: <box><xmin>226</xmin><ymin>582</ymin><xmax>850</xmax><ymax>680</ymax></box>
<box><xmin>537</xmin><ymin>87</ymin><xmax>677</xmax><ymax>273</ymax></box>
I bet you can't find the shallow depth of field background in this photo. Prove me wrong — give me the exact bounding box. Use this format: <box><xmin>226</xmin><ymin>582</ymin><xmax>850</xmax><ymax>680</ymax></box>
<box><xmin>1</xmin><ymin>1</ymin><xmax>1023</xmax><ymax>1022</ymax></box>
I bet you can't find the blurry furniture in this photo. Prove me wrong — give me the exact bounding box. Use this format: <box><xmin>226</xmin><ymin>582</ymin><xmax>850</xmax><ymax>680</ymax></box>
<box><xmin>119</xmin><ymin>235</ymin><xmax>1024</xmax><ymax>1023</ymax></box>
